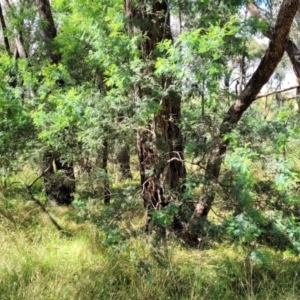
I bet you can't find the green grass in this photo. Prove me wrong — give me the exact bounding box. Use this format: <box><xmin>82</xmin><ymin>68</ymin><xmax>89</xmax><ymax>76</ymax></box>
<box><xmin>0</xmin><ymin>201</ymin><xmax>300</xmax><ymax>300</ymax></box>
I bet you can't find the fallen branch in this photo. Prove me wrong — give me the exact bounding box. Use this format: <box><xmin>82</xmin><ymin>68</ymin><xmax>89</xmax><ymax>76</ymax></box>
<box><xmin>27</xmin><ymin>165</ymin><xmax>50</xmax><ymax>188</ymax></box>
<box><xmin>19</xmin><ymin>168</ymin><xmax>63</xmax><ymax>232</ymax></box>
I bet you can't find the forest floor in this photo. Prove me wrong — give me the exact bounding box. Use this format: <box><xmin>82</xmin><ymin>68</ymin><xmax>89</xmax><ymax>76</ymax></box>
<box><xmin>1</xmin><ymin>197</ymin><xmax>300</xmax><ymax>300</ymax></box>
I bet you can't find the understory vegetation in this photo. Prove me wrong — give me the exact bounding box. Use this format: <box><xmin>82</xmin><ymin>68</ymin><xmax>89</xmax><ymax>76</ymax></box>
<box><xmin>1</xmin><ymin>198</ymin><xmax>300</xmax><ymax>300</ymax></box>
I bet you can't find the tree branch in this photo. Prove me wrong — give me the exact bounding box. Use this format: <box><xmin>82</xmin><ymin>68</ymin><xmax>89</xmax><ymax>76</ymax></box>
<box><xmin>27</xmin><ymin>165</ymin><xmax>51</xmax><ymax>189</ymax></box>
<box><xmin>19</xmin><ymin>171</ymin><xmax>64</xmax><ymax>232</ymax></box>
<box><xmin>255</xmin><ymin>85</ymin><xmax>300</xmax><ymax>99</ymax></box>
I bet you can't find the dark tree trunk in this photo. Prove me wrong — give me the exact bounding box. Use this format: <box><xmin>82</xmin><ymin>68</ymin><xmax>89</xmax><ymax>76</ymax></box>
<box><xmin>114</xmin><ymin>115</ymin><xmax>132</xmax><ymax>181</ymax></box>
<box><xmin>115</xmin><ymin>143</ymin><xmax>132</xmax><ymax>180</ymax></box>
<box><xmin>124</xmin><ymin>0</ymin><xmax>186</xmax><ymax>232</ymax></box>
<box><xmin>0</xmin><ymin>2</ymin><xmax>10</xmax><ymax>53</ymax></box>
<box><xmin>37</xmin><ymin>0</ymin><xmax>61</xmax><ymax>64</ymax></box>
<box><xmin>194</xmin><ymin>0</ymin><xmax>298</xmax><ymax>224</ymax></box>
<box><xmin>285</xmin><ymin>40</ymin><xmax>300</xmax><ymax>112</ymax></box>
<box><xmin>37</xmin><ymin>0</ymin><xmax>75</xmax><ymax>205</ymax></box>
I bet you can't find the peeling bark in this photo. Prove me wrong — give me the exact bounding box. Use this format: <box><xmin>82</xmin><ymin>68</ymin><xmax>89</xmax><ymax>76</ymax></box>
<box><xmin>124</xmin><ymin>0</ymin><xmax>186</xmax><ymax>230</ymax></box>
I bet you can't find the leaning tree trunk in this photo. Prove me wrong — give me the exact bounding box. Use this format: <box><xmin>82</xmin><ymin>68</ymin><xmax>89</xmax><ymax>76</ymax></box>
<box><xmin>37</xmin><ymin>0</ymin><xmax>75</xmax><ymax>205</ymax></box>
<box><xmin>191</xmin><ymin>0</ymin><xmax>298</xmax><ymax>233</ymax></box>
<box><xmin>0</xmin><ymin>2</ymin><xmax>10</xmax><ymax>53</ymax></box>
<box><xmin>37</xmin><ymin>0</ymin><xmax>61</xmax><ymax>64</ymax></box>
<box><xmin>124</xmin><ymin>0</ymin><xmax>186</xmax><ymax>232</ymax></box>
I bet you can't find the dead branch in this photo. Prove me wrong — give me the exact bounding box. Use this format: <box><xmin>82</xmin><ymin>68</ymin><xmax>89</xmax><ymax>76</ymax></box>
<box><xmin>27</xmin><ymin>165</ymin><xmax>51</xmax><ymax>188</ymax></box>
<box><xmin>255</xmin><ymin>85</ymin><xmax>300</xmax><ymax>100</ymax></box>
<box><xmin>18</xmin><ymin>170</ymin><xmax>63</xmax><ymax>232</ymax></box>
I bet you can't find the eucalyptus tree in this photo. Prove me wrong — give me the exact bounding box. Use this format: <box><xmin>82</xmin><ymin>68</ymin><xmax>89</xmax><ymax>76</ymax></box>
<box><xmin>193</xmin><ymin>0</ymin><xmax>298</xmax><ymax>223</ymax></box>
<box><xmin>123</xmin><ymin>0</ymin><xmax>187</xmax><ymax>234</ymax></box>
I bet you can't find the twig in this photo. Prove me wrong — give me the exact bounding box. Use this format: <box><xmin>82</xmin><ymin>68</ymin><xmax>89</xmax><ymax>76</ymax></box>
<box><xmin>210</xmin><ymin>206</ymin><xmax>226</xmax><ymax>220</ymax></box>
<box><xmin>166</xmin><ymin>156</ymin><xmax>204</xmax><ymax>166</ymax></box>
<box><xmin>25</xmin><ymin>187</ymin><xmax>63</xmax><ymax>231</ymax></box>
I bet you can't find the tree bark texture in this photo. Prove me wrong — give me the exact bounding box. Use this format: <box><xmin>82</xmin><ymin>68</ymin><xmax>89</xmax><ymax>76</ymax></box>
<box><xmin>37</xmin><ymin>0</ymin><xmax>61</xmax><ymax>64</ymax></box>
<box><xmin>124</xmin><ymin>0</ymin><xmax>186</xmax><ymax>224</ymax></box>
<box><xmin>198</xmin><ymin>0</ymin><xmax>298</xmax><ymax>219</ymax></box>
<box><xmin>0</xmin><ymin>2</ymin><xmax>10</xmax><ymax>53</ymax></box>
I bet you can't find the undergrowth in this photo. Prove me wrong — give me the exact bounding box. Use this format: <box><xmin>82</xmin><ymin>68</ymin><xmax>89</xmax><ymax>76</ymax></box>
<box><xmin>0</xmin><ymin>201</ymin><xmax>300</xmax><ymax>300</ymax></box>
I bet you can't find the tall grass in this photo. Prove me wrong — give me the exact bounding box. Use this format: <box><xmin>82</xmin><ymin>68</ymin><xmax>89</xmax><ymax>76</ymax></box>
<box><xmin>1</xmin><ymin>201</ymin><xmax>300</xmax><ymax>300</ymax></box>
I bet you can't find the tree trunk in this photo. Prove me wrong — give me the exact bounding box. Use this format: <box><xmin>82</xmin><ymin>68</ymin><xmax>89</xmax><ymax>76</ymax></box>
<box><xmin>37</xmin><ymin>0</ymin><xmax>75</xmax><ymax>205</ymax></box>
<box><xmin>124</xmin><ymin>0</ymin><xmax>186</xmax><ymax>231</ymax></box>
<box><xmin>285</xmin><ymin>40</ymin><xmax>300</xmax><ymax>111</ymax></box>
<box><xmin>194</xmin><ymin>0</ymin><xmax>298</xmax><ymax>226</ymax></box>
<box><xmin>0</xmin><ymin>2</ymin><xmax>10</xmax><ymax>53</ymax></box>
<box><xmin>102</xmin><ymin>140</ymin><xmax>110</xmax><ymax>204</ymax></box>
<box><xmin>115</xmin><ymin>142</ymin><xmax>132</xmax><ymax>181</ymax></box>
<box><xmin>37</xmin><ymin>0</ymin><xmax>61</xmax><ymax>64</ymax></box>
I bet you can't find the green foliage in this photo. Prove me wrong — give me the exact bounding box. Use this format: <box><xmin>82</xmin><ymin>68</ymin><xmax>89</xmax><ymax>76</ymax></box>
<box><xmin>152</xmin><ymin>203</ymin><xmax>179</xmax><ymax>226</ymax></box>
<box><xmin>0</xmin><ymin>55</ymin><xmax>35</xmax><ymax>168</ymax></box>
